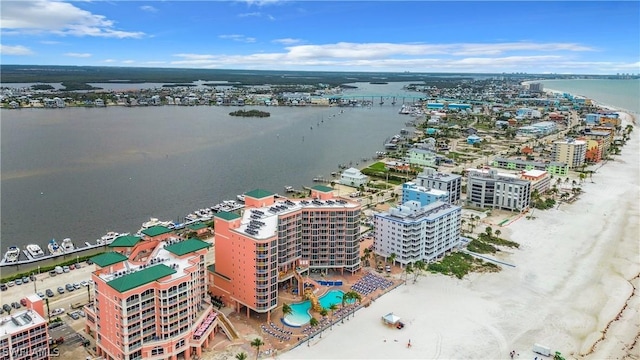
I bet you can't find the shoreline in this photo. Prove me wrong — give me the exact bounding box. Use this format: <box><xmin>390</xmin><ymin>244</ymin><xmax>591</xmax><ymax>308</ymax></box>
<box><xmin>272</xmin><ymin>110</ymin><xmax>639</xmax><ymax>359</ymax></box>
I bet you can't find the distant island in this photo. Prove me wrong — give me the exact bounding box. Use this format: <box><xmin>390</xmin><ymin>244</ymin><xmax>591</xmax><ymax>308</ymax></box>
<box><xmin>370</xmin><ymin>81</ymin><xmax>389</xmax><ymax>85</ymax></box>
<box><xmin>229</xmin><ymin>109</ymin><xmax>270</xmax><ymax>118</ymax></box>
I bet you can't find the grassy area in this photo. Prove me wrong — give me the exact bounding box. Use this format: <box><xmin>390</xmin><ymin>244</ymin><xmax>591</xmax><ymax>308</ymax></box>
<box><xmin>427</xmin><ymin>252</ymin><xmax>500</xmax><ymax>279</ymax></box>
<box><xmin>466</xmin><ymin>239</ymin><xmax>497</xmax><ymax>254</ymax></box>
<box><xmin>367</xmin><ymin>162</ymin><xmax>388</xmax><ymax>172</ymax></box>
<box><xmin>477</xmin><ymin>233</ymin><xmax>520</xmax><ymax>248</ymax></box>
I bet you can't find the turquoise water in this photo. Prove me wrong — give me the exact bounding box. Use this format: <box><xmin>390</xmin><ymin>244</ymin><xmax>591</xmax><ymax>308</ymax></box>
<box><xmin>536</xmin><ymin>79</ymin><xmax>640</xmax><ymax>114</ymax></box>
<box><xmin>283</xmin><ymin>289</ymin><xmax>349</xmax><ymax>327</ymax></box>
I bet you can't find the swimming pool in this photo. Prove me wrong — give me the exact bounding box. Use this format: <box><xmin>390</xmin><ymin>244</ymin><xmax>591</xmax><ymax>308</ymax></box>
<box><xmin>283</xmin><ymin>289</ymin><xmax>350</xmax><ymax>327</ymax></box>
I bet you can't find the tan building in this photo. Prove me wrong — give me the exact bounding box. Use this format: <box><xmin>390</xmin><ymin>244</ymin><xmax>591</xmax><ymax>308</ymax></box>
<box><xmin>520</xmin><ymin>169</ymin><xmax>550</xmax><ymax>194</ymax></box>
<box><xmin>553</xmin><ymin>138</ymin><xmax>587</xmax><ymax>169</ymax></box>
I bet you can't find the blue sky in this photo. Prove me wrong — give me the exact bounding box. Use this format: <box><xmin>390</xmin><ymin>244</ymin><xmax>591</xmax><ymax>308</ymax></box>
<box><xmin>1</xmin><ymin>1</ymin><xmax>638</xmax><ymax>74</ymax></box>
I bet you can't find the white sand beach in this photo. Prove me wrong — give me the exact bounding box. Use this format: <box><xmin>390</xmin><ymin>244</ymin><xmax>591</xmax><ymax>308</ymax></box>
<box><xmin>277</xmin><ymin>112</ymin><xmax>640</xmax><ymax>360</ymax></box>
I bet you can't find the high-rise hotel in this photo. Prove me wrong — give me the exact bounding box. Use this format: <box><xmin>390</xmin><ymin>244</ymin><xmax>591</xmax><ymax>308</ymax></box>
<box><xmin>210</xmin><ymin>186</ymin><xmax>361</xmax><ymax>320</ymax></box>
<box><xmin>85</xmin><ymin>228</ymin><xmax>220</xmax><ymax>360</ymax></box>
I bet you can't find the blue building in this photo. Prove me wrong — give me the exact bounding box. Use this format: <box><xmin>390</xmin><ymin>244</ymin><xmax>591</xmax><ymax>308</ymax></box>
<box><xmin>467</xmin><ymin>134</ymin><xmax>482</xmax><ymax>144</ymax></box>
<box><xmin>402</xmin><ymin>182</ymin><xmax>449</xmax><ymax>206</ymax></box>
<box><xmin>585</xmin><ymin>113</ymin><xmax>601</xmax><ymax>124</ymax></box>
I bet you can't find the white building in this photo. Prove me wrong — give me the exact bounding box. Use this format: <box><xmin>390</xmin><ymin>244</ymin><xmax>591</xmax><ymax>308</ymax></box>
<box><xmin>405</xmin><ymin>148</ymin><xmax>437</xmax><ymax>167</ymax></box>
<box><xmin>466</xmin><ymin>169</ymin><xmax>531</xmax><ymax>211</ymax></box>
<box><xmin>0</xmin><ymin>308</ymin><xmax>50</xmax><ymax>360</ymax></box>
<box><xmin>374</xmin><ymin>201</ymin><xmax>462</xmax><ymax>265</ymax></box>
<box><xmin>339</xmin><ymin>167</ymin><xmax>369</xmax><ymax>188</ymax></box>
<box><xmin>415</xmin><ymin>168</ymin><xmax>462</xmax><ymax>204</ymax></box>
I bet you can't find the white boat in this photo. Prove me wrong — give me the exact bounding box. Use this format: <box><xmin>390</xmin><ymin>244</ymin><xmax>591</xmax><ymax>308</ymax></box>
<box><xmin>25</xmin><ymin>244</ymin><xmax>45</xmax><ymax>258</ymax></box>
<box><xmin>61</xmin><ymin>238</ymin><xmax>75</xmax><ymax>252</ymax></box>
<box><xmin>138</xmin><ymin>218</ymin><xmax>174</xmax><ymax>234</ymax></box>
<box><xmin>3</xmin><ymin>246</ymin><xmax>20</xmax><ymax>263</ymax></box>
<box><xmin>47</xmin><ymin>239</ymin><xmax>64</xmax><ymax>256</ymax></box>
<box><xmin>285</xmin><ymin>186</ymin><xmax>295</xmax><ymax>192</ymax></box>
<box><xmin>97</xmin><ymin>232</ymin><xmax>122</xmax><ymax>245</ymax></box>
<box><xmin>236</xmin><ymin>194</ymin><xmax>246</xmax><ymax>202</ymax></box>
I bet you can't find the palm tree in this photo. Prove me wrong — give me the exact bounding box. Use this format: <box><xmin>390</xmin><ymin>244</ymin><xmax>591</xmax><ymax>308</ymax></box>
<box><xmin>403</xmin><ymin>262</ymin><xmax>414</xmax><ymax>284</ymax></box>
<box><xmin>485</xmin><ymin>226</ymin><xmax>493</xmax><ymax>238</ymax></box>
<box><xmin>250</xmin><ymin>338</ymin><xmax>264</xmax><ymax>360</ymax></box>
<box><xmin>494</xmin><ymin>229</ymin><xmax>501</xmax><ymax>238</ymax></box>
<box><xmin>235</xmin><ymin>352</ymin><xmax>248</xmax><ymax>360</ymax></box>
<box><xmin>282</xmin><ymin>303</ymin><xmax>292</xmax><ymax>326</ymax></box>
<box><xmin>308</xmin><ymin>317</ymin><xmax>319</xmax><ymax>346</ymax></box>
<box><xmin>412</xmin><ymin>260</ymin><xmax>426</xmax><ymax>283</ymax></box>
<box><xmin>388</xmin><ymin>252</ymin><xmax>397</xmax><ymax>267</ymax></box>
<box><xmin>329</xmin><ymin>304</ymin><xmax>338</xmax><ymax>330</ymax></box>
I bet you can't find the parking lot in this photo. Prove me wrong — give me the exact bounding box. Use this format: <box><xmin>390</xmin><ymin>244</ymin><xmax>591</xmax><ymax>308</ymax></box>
<box><xmin>0</xmin><ymin>261</ymin><xmax>96</xmax><ymax>317</ymax></box>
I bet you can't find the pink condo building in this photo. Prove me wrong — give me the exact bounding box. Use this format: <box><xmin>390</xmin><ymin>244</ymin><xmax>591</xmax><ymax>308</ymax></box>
<box><xmin>84</xmin><ymin>227</ymin><xmax>219</xmax><ymax>360</ymax></box>
<box><xmin>211</xmin><ymin>186</ymin><xmax>361</xmax><ymax>320</ymax></box>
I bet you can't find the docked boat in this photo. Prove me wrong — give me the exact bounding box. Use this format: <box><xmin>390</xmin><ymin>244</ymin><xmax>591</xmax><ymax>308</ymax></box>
<box><xmin>236</xmin><ymin>194</ymin><xmax>245</xmax><ymax>202</ymax></box>
<box><xmin>3</xmin><ymin>246</ymin><xmax>20</xmax><ymax>263</ymax></box>
<box><xmin>97</xmin><ymin>232</ymin><xmax>123</xmax><ymax>245</ymax></box>
<box><xmin>61</xmin><ymin>238</ymin><xmax>75</xmax><ymax>252</ymax></box>
<box><xmin>138</xmin><ymin>218</ymin><xmax>174</xmax><ymax>234</ymax></box>
<box><xmin>47</xmin><ymin>239</ymin><xmax>64</xmax><ymax>256</ymax></box>
<box><xmin>25</xmin><ymin>244</ymin><xmax>45</xmax><ymax>258</ymax></box>
<box><xmin>285</xmin><ymin>186</ymin><xmax>295</xmax><ymax>193</ymax></box>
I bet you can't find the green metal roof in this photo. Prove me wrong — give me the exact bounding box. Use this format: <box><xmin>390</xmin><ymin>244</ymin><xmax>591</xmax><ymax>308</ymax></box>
<box><xmin>107</xmin><ymin>264</ymin><xmax>176</xmax><ymax>293</ymax></box>
<box><xmin>245</xmin><ymin>189</ymin><xmax>274</xmax><ymax>199</ymax></box>
<box><xmin>141</xmin><ymin>225</ymin><xmax>172</xmax><ymax>237</ymax></box>
<box><xmin>207</xmin><ymin>264</ymin><xmax>216</xmax><ymax>273</ymax></box>
<box><xmin>108</xmin><ymin>235</ymin><xmax>142</xmax><ymax>248</ymax></box>
<box><xmin>187</xmin><ymin>222</ymin><xmax>208</xmax><ymax>231</ymax></box>
<box><xmin>91</xmin><ymin>252</ymin><xmax>128</xmax><ymax>267</ymax></box>
<box><xmin>215</xmin><ymin>211</ymin><xmax>241</xmax><ymax>221</ymax></box>
<box><xmin>165</xmin><ymin>238</ymin><xmax>211</xmax><ymax>256</ymax></box>
<box><xmin>312</xmin><ymin>185</ymin><xmax>333</xmax><ymax>192</ymax></box>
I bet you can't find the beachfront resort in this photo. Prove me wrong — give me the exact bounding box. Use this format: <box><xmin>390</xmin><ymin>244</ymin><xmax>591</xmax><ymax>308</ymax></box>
<box><xmin>1</xmin><ymin>80</ymin><xmax>638</xmax><ymax>360</ymax></box>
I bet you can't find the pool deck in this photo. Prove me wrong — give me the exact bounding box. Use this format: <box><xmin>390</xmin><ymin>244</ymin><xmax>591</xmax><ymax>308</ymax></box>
<box><xmin>200</xmin><ymin>243</ymin><xmax>405</xmax><ymax>359</ymax></box>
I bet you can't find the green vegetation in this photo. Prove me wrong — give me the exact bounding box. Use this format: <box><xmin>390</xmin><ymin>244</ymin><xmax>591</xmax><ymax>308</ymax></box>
<box><xmin>60</xmin><ymin>82</ymin><xmax>102</xmax><ymax>91</ymax></box>
<box><xmin>229</xmin><ymin>109</ymin><xmax>271</xmax><ymax>118</ymax></box>
<box><xmin>31</xmin><ymin>84</ymin><xmax>55</xmax><ymax>90</ymax></box>
<box><xmin>427</xmin><ymin>252</ymin><xmax>500</xmax><ymax>279</ymax></box>
<box><xmin>466</xmin><ymin>239</ymin><xmax>497</xmax><ymax>253</ymax></box>
<box><xmin>0</xmin><ymin>253</ymin><xmax>99</xmax><ymax>283</ymax></box>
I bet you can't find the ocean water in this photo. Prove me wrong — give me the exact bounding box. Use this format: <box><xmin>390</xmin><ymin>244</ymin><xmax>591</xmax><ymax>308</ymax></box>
<box><xmin>536</xmin><ymin>79</ymin><xmax>640</xmax><ymax>114</ymax></box>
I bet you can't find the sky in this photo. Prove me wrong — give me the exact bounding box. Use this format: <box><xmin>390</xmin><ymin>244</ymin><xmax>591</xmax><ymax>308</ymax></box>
<box><xmin>1</xmin><ymin>0</ymin><xmax>639</xmax><ymax>74</ymax></box>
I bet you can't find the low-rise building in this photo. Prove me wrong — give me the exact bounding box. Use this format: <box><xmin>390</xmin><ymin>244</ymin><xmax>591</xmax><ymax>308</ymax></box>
<box><xmin>405</xmin><ymin>148</ymin><xmax>437</xmax><ymax>167</ymax></box>
<box><xmin>0</xmin><ymin>308</ymin><xmax>50</xmax><ymax>360</ymax></box>
<box><xmin>520</xmin><ymin>169</ymin><xmax>551</xmax><ymax>194</ymax></box>
<box><xmin>374</xmin><ymin>201</ymin><xmax>462</xmax><ymax>265</ymax></box>
<box><xmin>401</xmin><ymin>182</ymin><xmax>449</xmax><ymax>206</ymax></box>
<box><xmin>491</xmin><ymin>157</ymin><xmax>569</xmax><ymax>176</ymax></box>
<box><xmin>339</xmin><ymin>167</ymin><xmax>369</xmax><ymax>188</ymax></box>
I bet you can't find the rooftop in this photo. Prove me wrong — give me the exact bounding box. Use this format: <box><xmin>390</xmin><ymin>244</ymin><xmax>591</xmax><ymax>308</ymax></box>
<box><xmin>165</xmin><ymin>238</ymin><xmax>210</xmax><ymax>256</ymax></box>
<box><xmin>311</xmin><ymin>185</ymin><xmax>333</xmax><ymax>193</ymax></box>
<box><xmin>107</xmin><ymin>264</ymin><xmax>177</xmax><ymax>293</ymax></box>
<box><xmin>215</xmin><ymin>211</ymin><xmax>241</xmax><ymax>221</ymax></box>
<box><xmin>245</xmin><ymin>189</ymin><xmax>274</xmax><ymax>199</ymax></box>
<box><xmin>109</xmin><ymin>235</ymin><xmax>142</xmax><ymax>248</ymax></box>
<box><xmin>91</xmin><ymin>252</ymin><xmax>129</xmax><ymax>267</ymax></box>
<box><xmin>141</xmin><ymin>225</ymin><xmax>172</xmax><ymax>237</ymax></box>
<box><xmin>0</xmin><ymin>310</ymin><xmax>47</xmax><ymax>338</ymax></box>
<box><xmin>187</xmin><ymin>222</ymin><xmax>208</xmax><ymax>231</ymax></box>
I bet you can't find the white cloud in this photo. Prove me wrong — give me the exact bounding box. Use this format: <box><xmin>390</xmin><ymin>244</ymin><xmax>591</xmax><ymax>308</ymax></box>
<box><xmin>40</xmin><ymin>40</ymin><xmax>61</xmax><ymax>45</ymax></box>
<box><xmin>103</xmin><ymin>59</ymin><xmax>116</xmax><ymax>63</ymax></box>
<box><xmin>219</xmin><ymin>34</ymin><xmax>256</xmax><ymax>43</ymax></box>
<box><xmin>236</xmin><ymin>0</ymin><xmax>287</xmax><ymax>7</ymax></box>
<box><xmin>64</xmin><ymin>52</ymin><xmax>91</xmax><ymax>58</ymax></box>
<box><xmin>140</xmin><ymin>5</ymin><xmax>158</xmax><ymax>13</ymax></box>
<box><xmin>238</xmin><ymin>12</ymin><xmax>261</xmax><ymax>17</ymax></box>
<box><xmin>0</xmin><ymin>44</ymin><xmax>34</xmax><ymax>55</ymax></box>
<box><xmin>1</xmin><ymin>0</ymin><xmax>145</xmax><ymax>38</ymax></box>
<box><xmin>273</xmin><ymin>38</ymin><xmax>303</xmax><ymax>45</ymax></box>
<box><xmin>122</xmin><ymin>60</ymin><xmax>135</xmax><ymax>64</ymax></box>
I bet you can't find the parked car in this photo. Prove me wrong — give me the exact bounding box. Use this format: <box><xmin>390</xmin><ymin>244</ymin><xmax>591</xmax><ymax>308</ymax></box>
<box><xmin>30</xmin><ymin>274</ymin><xmax>37</xmax><ymax>281</ymax></box>
<box><xmin>69</xmin><ymin>264</ymin><xmax>75</xmax><ymax>270</ymax></box>
<box><xmin>37</xmin><ymin>292</ymin><xmax>45</xmax><ymax>299</ymax></box>
<box><xmin>78</xmin><ymin>310</ymin><xmax>86</xmax><ymax>317</ymax></box>
<box><xmin>65</xmin><ymin>283</ymin><xmax>74</xmax><ymax>292</ymax></box>
<box><xmin>51</xmin><ymin>308</ymin><xmax>65</xmax><ymax>316</ymax></box>
<box><xmin>0</xmin><ymin>307</ymin><xmax>4</xmax><ymax>314</ymax></box>
<box><xmin>21</xmin><ymin>276</ymin><xmax>29</xmax><ymax>284</ymax></box>
<box><xmin>73</xmin><ymin>283</ymin><xmax>81</xmax><ymax>290</ymax></box>
<box><xmin>11</xmin><ymin>302</ymin><xmax>20</xmax><ymax>309</ymax></box>
<box><xmin>49</xmin><ymin>270</ymin><xmax>57</xmax><ymax>277</ymax></box>
<box><xmin>68</xmin><ymin>312</ymin><xmax>80</xmax><ymax>320</ymax></box>
<box><xmin>86</xmin><ymin>259</ymin><xmax>93</xmax><ymax>265</ymax></box>
<box><xmin>75</xmin><ymin>263</ymin><xmax>82</xmax><ymax>269</ymax></box>
<box><xmin>46</xmin><ymin>289</ymin><xmax>55</xmax><ymax>297</ymax></box>
<box><xmin>7</xmin><ymin>281</ymin><xmax>15</xmax><ymax>287</ymax></box>
<box><xmin>55</xmin><ymin>266</ymin><xmax>63</xmax><ymax>274</ymax></box>
<box><xmin>62</xmin><ymin>266</ymin><xmax>70</xmax><ymax>273</ymax></box>
<box><xmin>57</xmin><ymin>287</ymin><xmax>65</xmax><ymax>294</ymax></box>
<box><xmin>15</xmin><ymin>279</ymin><xmax>23</xmax><ymax>286</ymax></box>
<box><xmin>20</xmin><ymin>298</ymin><xmax>27</xmax><ymax>306</ymax></box>
<box><xmin>0</xmin><ymin>283</ymin><xmax>7</xmax><ymax>291</ymax></box>
<box><xmin>2</xmin><ymin>304</ymin><xmax>11</xmax><ymax>312</ymax></box>
<box><xmin>80</xmin><ymin>280</ymin><xmax>89</xmax><ymax>288</ymax></box>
